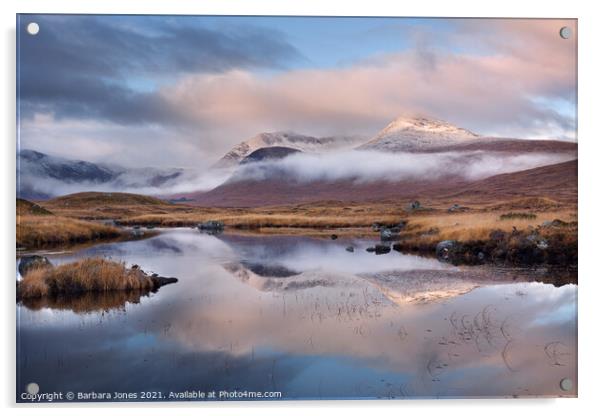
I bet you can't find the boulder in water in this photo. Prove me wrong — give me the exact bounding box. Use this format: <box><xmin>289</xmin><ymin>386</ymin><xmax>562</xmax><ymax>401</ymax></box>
<box><xmin>374</xmin><ymin>244</ymin><xmax>391</xmax><ymax>255</ymax></box>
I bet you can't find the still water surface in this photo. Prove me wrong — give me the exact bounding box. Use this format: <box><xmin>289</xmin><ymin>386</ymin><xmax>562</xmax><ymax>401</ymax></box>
<box><xmin>17</xmin><ymin>228</ymin><xmax>577</xmax><ymax>400</ymax></box>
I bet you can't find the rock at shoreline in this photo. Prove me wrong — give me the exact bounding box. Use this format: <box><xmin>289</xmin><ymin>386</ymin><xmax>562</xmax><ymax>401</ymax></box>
<box><xmin>366</xmin><ymin>244</ymin><xmax>391</xmax><ymax>255</ymax></box>
<box><xmin>374</xmin><ymin>244</ymin><xmax>391</xmax><ymax>255</ymax></box>
<box><xmin>379</xmin><ymin>220</ymin><xmax>406</xmax><ymax>241</ymax></box>
<box><xmin>330</xmin><ymin>234</ymin><xmax>338</xmax><ymax>240</ymax></box>
<box><xmin>18</xmin><ymin>255</ymin><xmax>52</xmax><ymax>277</ymax></box>
<box><xmin>380</xmin><ymin>228</ymin><xmax>397</xmax><ymax>241</ymax></box>
<box><xmin>436</xmin><ymin>240</ymin><xmax>458</xmax><ymax>261</ymax></box>
<box><xmin>149</xmin><ymin>275</ymin><xmax>178</xmax><ymax>288</ymax></box>
<box><xmin>131</xmin><ymin>265</ymin><xmax>178</xmax><ymax>290</ymax></box>
<box><xmin>197</xmin><ymin>220</ymin><xmax>225</xmax><ymax>234</ymax></box>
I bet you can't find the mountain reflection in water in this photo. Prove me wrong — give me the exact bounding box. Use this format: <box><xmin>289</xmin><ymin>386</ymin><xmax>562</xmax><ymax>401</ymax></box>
<box><xmin>17</xmin><ymin>228</ymin><xmax>577</xmax><ymax>400</ymax></box>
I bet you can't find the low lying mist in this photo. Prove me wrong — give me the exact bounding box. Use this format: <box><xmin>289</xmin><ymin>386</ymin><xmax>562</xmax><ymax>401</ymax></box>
<box><xmin>18</xmin><ymin>167</ymin><xmax>234</xmax><ymax>200</ymax></box>
<box><xmin>230</xmin><ymin>150</ymin><xmax>575</xmax><ymax>184</ymax></box>
<box><xmin>18</xmin><ymin>149</ymin><xmax>575</xmax><ymax>200</ymax></box>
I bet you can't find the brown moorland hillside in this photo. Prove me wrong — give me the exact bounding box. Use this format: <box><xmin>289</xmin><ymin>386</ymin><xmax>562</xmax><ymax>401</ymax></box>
<box><xmin>184</xmin><ymin>159</ymin><xmax>577</xmax><ymax>208</ymax></box>
<box><xmin>419</xmin><ymin>138</ymin><xmax>577</xmax><ymax>154</ymax></box>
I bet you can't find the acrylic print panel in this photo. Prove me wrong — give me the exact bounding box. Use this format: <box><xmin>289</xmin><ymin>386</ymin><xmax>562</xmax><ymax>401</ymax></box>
<box><xmin>16</xmin><ymin>14</ymin><xmax>577</xmax><ymax>402</ymax></box>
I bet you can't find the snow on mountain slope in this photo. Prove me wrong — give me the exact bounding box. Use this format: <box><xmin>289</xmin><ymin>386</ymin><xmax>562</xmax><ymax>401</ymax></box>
<box><xmin>357</xmin><ymin>115</ymin><xmax>481</xmax><ymax>152</ymax></box>
<box><xmin>216</xmin><ymin>131</ymin><xmax>365</xmax><ymax>167</ymax></box>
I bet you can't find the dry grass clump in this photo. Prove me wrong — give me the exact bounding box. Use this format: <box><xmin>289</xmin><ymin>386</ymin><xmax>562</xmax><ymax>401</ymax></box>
<box><xmin>17</xmin><ymin>258</ymin><xmax>155</xmax><ymax>299</ymax></box>
<box><xmin>17</xmin><ymin>215</ymin><xmax>122</xmax><ymax>248</ymax></box>
<box><xmin>500</xmin><ymin>212</ymin><xmax>537</xmax><ymax>220</ymax></box>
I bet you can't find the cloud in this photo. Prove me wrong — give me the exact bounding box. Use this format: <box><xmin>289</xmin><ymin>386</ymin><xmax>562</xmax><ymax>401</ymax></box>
<box><xmin>158</xmin><ymin>19</ymin><xmax>576</xmax><ymax>141</ymax></box>
<box><xmin>18</xmin><ymin>17</ymin><xmax>577</xmax><ymax>169</ymax></box>
<box><xmin>231</xmin><ymin>150</ymin><xmax>575</xmax><ymax>184</ymax></box>
<box><xmin>18</xmin><ymin>15</ymin><xmax>301</xmax><ymax>125</ymax></box>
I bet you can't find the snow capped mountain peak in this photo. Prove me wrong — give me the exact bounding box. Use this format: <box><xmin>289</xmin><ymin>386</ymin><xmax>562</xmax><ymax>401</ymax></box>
<box><xmin>216</xmin><ymin>116</ymin><xmax>481</xmax><ymax>166</ymax></box>
<box><xmin>216</xmin><ymin>131</ymin><xmax>365</xmax><ymax>166</ymax></box>
<box><xmin>380</xmin><ymin>115</ymin><xmax>478</xmax><ymax>137</ymax></box>
<box><xmin>358</xmin><ymin>115</ymin><xmax>480</xmax><ymax>152</ymax></box>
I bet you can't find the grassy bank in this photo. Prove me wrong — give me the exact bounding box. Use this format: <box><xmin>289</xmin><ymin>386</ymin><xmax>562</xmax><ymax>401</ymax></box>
<box><xmin>115</xmin><ymin>210</ymin><xmax>405</xmax><ymax>229</ymax></box>
<box><xmin>42</xmin><ymin>193</ymin><xmax>573</xmax><ymax>231</ymax></box>
<box><xmin>391</xmin><ymin>211</ymin><xmax>577</xmax><ymax>266</ymax></box>
<box><xmin>28</xmin><ymin>192</ymin><xmax>577</xmax><ymax>265</ymax></box>
<box><xmin>17</xmin><ymin>214</ymin><xmax>123</xmax><ymax>249</ymax></box>
<box><xmin>17</xmin><ymin>257</ymin><xmax>176</xmax><ymax>299</ymax></box>
<box><xmin>397</xmin><ymin>208</ymin><xmax>577</xmax><ymax>244</ymax></box>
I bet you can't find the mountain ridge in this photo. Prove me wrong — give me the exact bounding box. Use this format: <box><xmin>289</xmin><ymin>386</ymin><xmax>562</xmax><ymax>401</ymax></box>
<box><xmin>215</xmin><ymin>131</ymin><xmax>366</xmax><ymax>167</ymax></box>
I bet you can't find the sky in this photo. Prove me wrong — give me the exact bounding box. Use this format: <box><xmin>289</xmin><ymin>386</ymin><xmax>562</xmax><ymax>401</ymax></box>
<box><xmin>17</xmin><ymin>15</ymin><xmax>577</xmax><ymax>168</ymax></box>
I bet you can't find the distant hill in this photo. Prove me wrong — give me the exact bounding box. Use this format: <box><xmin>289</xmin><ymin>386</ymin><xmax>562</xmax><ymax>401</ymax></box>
<box><xmin>17</xmin><ymin>149</ymin><xmax>185</xmax><ymax>200</ymax></box>
<box><xmin>17</xmin><ymin>198</ymin><xmax>53</xmax><ymax>216</ymax></box>
<box><xmin>240</xmin><ymin>146</ymin><xmax>301</xmax><ymax>164</ymax></box>
<box><xmin>43</xmin><ymin>192</ymin><xmax>169</xmax><ymax>209</ymax></box>
<box><xmin>445</xmin><ymin>159</ymin><xmax>577</xmax><ymax>203</ymax></box>
<box><xmin>418</xmin><ymin>138</ymin><xmax>577</xmax><ymax>154</ymax></box>
<box><xmin>185</xmin><ymin>160</ymin><xmax>577</xmax><ymax>207</ymax></box>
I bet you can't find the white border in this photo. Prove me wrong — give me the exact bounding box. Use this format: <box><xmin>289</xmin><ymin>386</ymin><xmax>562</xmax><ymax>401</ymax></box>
<box><xmin>2</xmin><ymin>0</ymin><xmax>601</xmax><ymax>414</ymax></box>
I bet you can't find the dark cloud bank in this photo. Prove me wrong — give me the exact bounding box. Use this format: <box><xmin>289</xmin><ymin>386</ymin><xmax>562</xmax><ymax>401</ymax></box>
<box><xmin>18</xmin><ymin>15</ymin><xmax>301</xmax><ymax>125</ymax></box>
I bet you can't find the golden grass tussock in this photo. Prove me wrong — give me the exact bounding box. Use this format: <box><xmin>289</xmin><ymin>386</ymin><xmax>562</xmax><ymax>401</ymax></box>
<box><xmin>17</xmin><ymin>258</ymin><xmax>155</xmax><ymax>299</ymax></box>
<box><xmin>17</xmin><ymin>214</ymin><xmax>122</xmax><ymax>248</ymax></box>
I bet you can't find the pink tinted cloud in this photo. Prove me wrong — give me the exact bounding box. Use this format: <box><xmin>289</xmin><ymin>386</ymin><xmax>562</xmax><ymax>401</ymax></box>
<box><xmin>161</xmin><ymin>19</ymin><xmax>576</xmax><ymax>141</ymax></box>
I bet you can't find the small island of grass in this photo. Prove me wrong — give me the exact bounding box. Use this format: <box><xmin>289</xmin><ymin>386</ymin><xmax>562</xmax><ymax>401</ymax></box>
<box><xmin>17</xmin><ymin>257</ymin><xmax>177</xmax><ymax>300</ymax></box>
